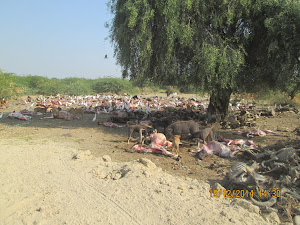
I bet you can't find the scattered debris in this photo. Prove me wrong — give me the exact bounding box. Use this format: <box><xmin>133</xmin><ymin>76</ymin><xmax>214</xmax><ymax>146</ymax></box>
<box><xmin>98</xmin><ymin>121</ymin><xmax>125</xmax><ymax>128</ymax></box>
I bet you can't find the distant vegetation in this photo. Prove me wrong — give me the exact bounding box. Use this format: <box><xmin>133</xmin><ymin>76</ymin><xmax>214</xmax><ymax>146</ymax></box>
<box><xmin>0</xmin><ymin>70</ymin><xmax>195</xmax><ymax>98</ymax></box>
<box><xmin>0</xmin><ymin>70</ymin><xmax>298</xmax><ymax>109</ymax></box>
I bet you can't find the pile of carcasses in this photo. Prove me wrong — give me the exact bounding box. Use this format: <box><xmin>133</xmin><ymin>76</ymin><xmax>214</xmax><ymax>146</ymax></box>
<box><xmin>226</xmin><ymin>140</ymin><xmax>300</xmax><ymax>222</ymax></box>
<box><xmin>224</xmin><ymin>102</ymin><xmax>298</xmax><ymax>129</ymax></box>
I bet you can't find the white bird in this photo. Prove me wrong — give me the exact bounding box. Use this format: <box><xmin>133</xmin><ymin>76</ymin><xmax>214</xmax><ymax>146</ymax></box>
<box><xmin>92</xmin><ymin>113</ymin><xmax>97</xmax><ymax>122</ymax></box>
<box><xmin>26</xmin><ymin>103</ymin><xmax>34</xmax><ymax>111</ymax></box>
<box><xmin>0</xmin><ymin>112</ymin><xmax>3</xmax><ymax>119</ymax></box>
<box><xmin>103</xmin><ymin>108</ymin><xmax>108</xmax><ymax>113</ymax></box>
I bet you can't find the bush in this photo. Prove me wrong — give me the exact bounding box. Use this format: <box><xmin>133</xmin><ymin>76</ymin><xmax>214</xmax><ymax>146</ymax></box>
<box><xmin>255</xmin><ymin>89</ymin><xmax>299</xmax><ymax>108</ymax></box>
<box><xmin>60</xmin><ymin>78</ymin><xmax>93</xmax><ymax>96</ymax></box>
<box><xmin>165</xmin><ymin>86</ymin><xmax>180</xmax><ymax>96</ymax></box>
<box><xmin>93</xmin><ymin>78</ymin><xmax>137</xmax><ymax>95</ymax></box>
<box><xmin>0</xmin><ymin>71</ymin><xmax>25</xmax><ymax>99</ymax></box>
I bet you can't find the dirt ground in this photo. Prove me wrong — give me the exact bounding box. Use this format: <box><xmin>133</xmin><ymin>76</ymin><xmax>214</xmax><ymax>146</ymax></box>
<box><xmin>0</xmin><ymin>95</ymin><xmax>299</xmax><ymax>224</ymax></box>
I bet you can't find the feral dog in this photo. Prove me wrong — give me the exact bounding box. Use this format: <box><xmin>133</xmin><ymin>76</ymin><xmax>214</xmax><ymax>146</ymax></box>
<box><xmin>192</xmin><ymin>123</ymin><xmax>218</xmax><ymax>147</ymax></box>
<box><xmin>51</xmin><ymin>107</ymin><xmax>62</xmax><ymax>117</ymax></box>
<box><xmin>69</xmin><ymin>107</ymin><xmax>84</xmax><ymax>118</ymax></box>
<box><xmin>0</xmin><ymin>99</ymin><xmax>8</xmax><ymax>108</ymax></box>
<box><xmin>34</xmin><ymin>107</ymin><xmax>48</xmax><ymax>115</ymax></box>
<box><xmin>172</xmin><ymin>135</ymin><xmax>181</xmax><ymax>155</ymax></box>
<box><xmin>127</xmin><ymin>122</ymin><xmax>152</xmax><ymax>144</ymax></box>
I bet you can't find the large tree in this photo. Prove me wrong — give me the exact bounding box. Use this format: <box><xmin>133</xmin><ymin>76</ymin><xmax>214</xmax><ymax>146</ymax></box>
<box><xmin>108</xmin><ymin>0</ymin><xmax>300</xmax><ymax>120</ymax></box>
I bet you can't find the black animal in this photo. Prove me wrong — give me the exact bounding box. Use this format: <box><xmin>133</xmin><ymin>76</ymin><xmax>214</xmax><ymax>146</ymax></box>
<box><xmin>165</xmin><ymin>120</ymin><xmax>199</xmax><ymax>140</ymax></box>
<box><xmin>151</xmin><ymin>117</ymin><xmax>172</xmax><ymax>133</ymax></box>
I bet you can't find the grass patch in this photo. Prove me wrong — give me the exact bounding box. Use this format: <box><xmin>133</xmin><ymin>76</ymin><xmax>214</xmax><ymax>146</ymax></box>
<box><xmin>254</xmin><ymin>89</ymin><xmax>300</xmax><ymax>108</ymax></box>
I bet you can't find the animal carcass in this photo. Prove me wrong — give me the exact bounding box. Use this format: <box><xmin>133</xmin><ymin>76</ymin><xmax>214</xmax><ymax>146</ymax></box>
<box><xmin>192</xmin><ymin>141</ymin><xmax>240</xmax><ymax>158</ymax></box>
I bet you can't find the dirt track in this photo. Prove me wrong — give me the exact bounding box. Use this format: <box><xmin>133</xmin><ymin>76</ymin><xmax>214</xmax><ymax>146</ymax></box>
<box><xmin>0</xmin><ymin>96</ymin><xmax>299</xmax><ymax>224</ymax></box>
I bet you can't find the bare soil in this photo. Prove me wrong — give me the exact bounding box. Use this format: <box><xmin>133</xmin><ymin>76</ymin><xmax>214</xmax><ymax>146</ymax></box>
<box><xmin>0</xmin><ymin>95</ymin><xmax>299</xmax><ymax>224</ymax></box>
<box><xmin>1</xmin><ymin>97</ymin><xmax>298</xmax><ymax>184</ymax></box>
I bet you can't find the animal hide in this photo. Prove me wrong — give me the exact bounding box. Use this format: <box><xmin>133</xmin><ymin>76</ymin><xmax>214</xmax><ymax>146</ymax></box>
<box><xmin>236</xmin><ymin>128</ymin><xmax>288</xmax><ymax>137</ymax></box>
<box><xmin>218</xmin><ymin>136</ymin><xmax>257</xmax><ymax>149</ymax></box>
<box><xmin>129</xmin><ymin>133</ymin><xmax>177</xmax><ymax>159</ymax></box>
<box><xmin>8</xmin><ymin>112</ymin><xmax>31</xmax><ymax>121</ymax></box>
<box><xmin>192</xmin><ymin>141</ymin><xmax>240</xmax><ymax>158</ymax></box>
<box><xmin>56</xmin><ymin>111</ymin><xmax>74</xmax><ymax>120</ymax></box>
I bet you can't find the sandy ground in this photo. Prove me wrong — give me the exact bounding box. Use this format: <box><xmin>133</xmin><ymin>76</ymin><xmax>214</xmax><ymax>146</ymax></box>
<box><xmin>0</xmin><ymin>96</ymin><xmax>299</xmax><ymax>224</ymax></box>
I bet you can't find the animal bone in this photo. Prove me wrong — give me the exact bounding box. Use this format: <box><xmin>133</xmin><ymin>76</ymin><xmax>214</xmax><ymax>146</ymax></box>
<box><xmin>98</xmin><ymin>121</ymin><xmax>125</xmax><ymax>128</ymax></box>
<box><xmin>260</xmin><ymin>206</ymin><xmax>279</xmax><ymax>213</ymax></box>
<box><xmin>236</xmin><ymin>128</ymin><xmax>288</xmax><ymax>138</ymax></box>
<box><xmin>218</xmin><ymin>136</ymin><xmax>257</xmax><ymax>149</ymax></box>
<box><xmin>250</xmin><ymin>196</ymin><xmax>277</xmax><ymax>207</ymax></box>
<box><xmin>272</xmin><ymin>147</ymin><xmax>297</xmax><ymax>163</ymax></box>
<box><xmin>281</xmin><ymin>188</ymin><xmax>300</xmax><ymax>201</ymax></box>
<box><xmin>261</xmin><ymin>147</ymin><xmax>298</xmax><ymax>171</ymax></box>
<box><xmin>228</xmin><ymin>162</ymin><xmax>257</xmax><ymax>184</ymax></box>
<box><xmin>227</xmin><ymin>161</ymin><xmax>269</xmax><ymax>186</ymax></box>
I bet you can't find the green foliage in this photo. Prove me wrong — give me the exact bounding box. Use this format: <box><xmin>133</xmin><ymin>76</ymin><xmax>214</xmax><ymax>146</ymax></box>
<box><xmin>109</xmin><ymin>0</ymin><xmax>249</xmax><ymax>92</ymax></box>
<box><xmin>242</xmin><ymin>0</ymin><xmax>300</xmax><ymax>92</ymax></box>
<box><xmin>60</xmin><ymin>78</ymin><xmax>93</xmax><ymax>96</ymax></box>
<box><xmin>0</xmin><ymin>71</ymin><xmax>24</xmax><ymax>98</ymax></box>
<box><xmin>165</xmin><ymin>86</ymin><xmax>179</xmax><ymax>96</ymax></box>
<box><xmin>93</xmin><ymin>78</ymin><xmax>137</xmax><ymax>94</ymax></box>
<box><xmin>255</xmin><ymin>89</ymin><xmax>299</xmax><ymax>108</ymax></box>
<box><xmin>0</xmin><ymin>71</ymin><xmax>140</xmax><ymax>97</ymax></box>
<box><xmin>109</xmin><ymin>0</ymin><xmax>300</xmax><ymax>118</ymax></box>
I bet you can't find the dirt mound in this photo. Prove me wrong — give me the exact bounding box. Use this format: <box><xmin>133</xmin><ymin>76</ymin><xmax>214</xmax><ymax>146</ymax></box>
<box><xmin>0</xmin><ymin>142</ymin><xmax>273</xmax><ymax>224</ymax></box>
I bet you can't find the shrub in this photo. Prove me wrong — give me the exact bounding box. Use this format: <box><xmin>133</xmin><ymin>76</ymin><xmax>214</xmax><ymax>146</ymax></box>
<box><xmin>93</xmin><ymin>78</ymin><xmax>137</xmax><ymax>94</ymax></box>
<box><xmin>0</xmin><ymin>71</ymin><xmax>25</xmax><ymax>99</ymax></box>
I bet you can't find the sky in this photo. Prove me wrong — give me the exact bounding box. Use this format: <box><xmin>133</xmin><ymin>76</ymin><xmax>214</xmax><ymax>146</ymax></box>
<box><xmin>0</xmin><ymin>0</ymin><xmax>122</xmax><ymax>79</ymax></box>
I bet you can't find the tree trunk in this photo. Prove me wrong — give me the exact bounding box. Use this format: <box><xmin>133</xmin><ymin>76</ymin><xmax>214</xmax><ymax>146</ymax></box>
<box><xmin>207</xmin><ymin>88</ymin><xmax>232</xmax><ymax>121</ymax></box>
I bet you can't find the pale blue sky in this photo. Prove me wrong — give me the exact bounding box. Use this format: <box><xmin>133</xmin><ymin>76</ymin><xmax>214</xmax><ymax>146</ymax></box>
<box><xmin>0</xmin><ymin>0</ymin><xmax>122</xmax><ymax>79</ymax></box>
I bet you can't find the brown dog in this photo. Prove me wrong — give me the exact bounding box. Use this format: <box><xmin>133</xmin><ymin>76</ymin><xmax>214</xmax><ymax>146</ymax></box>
<box><xmin>172</xmin><ymin>135</ymin><xmax>181</xmax><ymax>155</ymax></box>
<box><xmin>69</xmin><ymin>107</ymin><xmax>84</xmax><ymax>118</ymax></box>
<box><xmin>127</xmin><ymin>122</ymin><xmax>152</xmax><ymax>144</ymax></box>
<box><xmin>0</xmin><ymin>99</ymin><xmax>8</xmax><ymax>108</ymax></box>
<box><xmin>51</xmin><ymin>107</ymin><xmax>60</xmax><ymax>117</ymax></box>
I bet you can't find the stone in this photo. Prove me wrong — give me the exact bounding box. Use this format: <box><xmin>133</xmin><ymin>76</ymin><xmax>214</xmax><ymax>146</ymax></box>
<box><xmin>102</xmin><ymin>155</ymin><xmax>111</xmax><ymax>162</ymax></box>
<box><xmin>73</xmin><ymin>150</ymin><xmax>92</xmax><ymax>160</ymax></box>
<box><xmin>262</xmin><ymin>212</ymin><xmax>280</xmax><ymax>224</ymax></box>
<box><xmin>112</xmin><ymin>172</ymin><xmax>122</xmax><ymax>180</ymax></box>
<box><xmin>212</xmin><ymin>183</ymin><xmax>226</xmax><ymax>191</ymax></box>
<box><xmin>139</xmin><ymin>158</ymin><xmax>156</xmax><ymax>169</ymax></box>
<box><xmin>294</xmin><ymin>215</ymin><xmax>300</xmax><ymax>225</ymax></box>
<box><xmin>231</xmin><ymin>198</ymin><xmax>260</xmax><ymax>214</ymax></box>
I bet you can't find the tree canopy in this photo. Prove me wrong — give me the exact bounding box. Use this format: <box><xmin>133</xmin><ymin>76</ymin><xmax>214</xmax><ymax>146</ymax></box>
<box><xmin>108</xmin><ymin>0</ymin><xmax>300</xmax><ymax>119</ymax></box>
